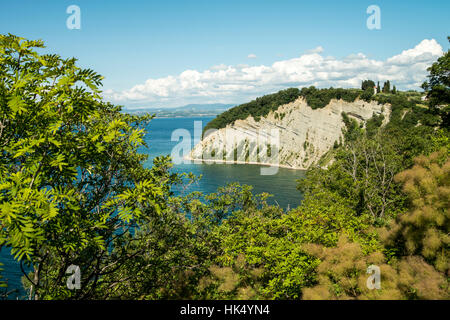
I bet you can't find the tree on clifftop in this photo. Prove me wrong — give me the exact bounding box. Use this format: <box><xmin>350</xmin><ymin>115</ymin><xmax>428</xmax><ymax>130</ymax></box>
<box><xmin>382</xmin><ymin>80</ymin><xmax>391</xmax><ymax>93</ymax></box>
<box><xmin>361</xmin><ymin>80</ymin><xmax>375</xmax><ymax>91</ymax></box>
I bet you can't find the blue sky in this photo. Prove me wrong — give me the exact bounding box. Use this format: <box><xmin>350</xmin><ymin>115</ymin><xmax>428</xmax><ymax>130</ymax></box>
<box><xmin>1</xmin><ymin>0</ymin><xmax>449</xmax><ymax>107</ymax></box>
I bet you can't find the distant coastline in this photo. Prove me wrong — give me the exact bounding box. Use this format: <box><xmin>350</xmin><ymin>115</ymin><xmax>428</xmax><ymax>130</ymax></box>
<box><xmin>123</xmin><ymin>103</ymin><xmax>234</xmax><ymax>118</ymax></box>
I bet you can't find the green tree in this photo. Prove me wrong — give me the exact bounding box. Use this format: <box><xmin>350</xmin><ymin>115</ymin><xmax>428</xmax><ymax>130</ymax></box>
<box><xmin>421</xmin><ymin>36</ymin><xmax>449</xmax><ymax>127</ymax></box>
<box><xmin>361</xmin><ymin>80</ymin><xmax>375</xmax><ymax>91</ymax></box>
<box><xmin>360</xmin><ymin>87</ymin><xmax>374</xmax><ymax>102</ymax></box>
<box><xmin>382</xmin><ymin>80</ymin><xmax>391</xmax><ymax>93</ymax></box>
<box><xmin>0</xmin><ymin>34</ymin><xmax>205</xmax><ymax>299</ymax></box>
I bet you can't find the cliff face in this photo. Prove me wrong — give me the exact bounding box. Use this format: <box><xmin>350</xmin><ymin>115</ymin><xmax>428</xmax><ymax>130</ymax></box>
<box><xmin>189</xmin><ymin>97</ymin><xmax>391</xmax><ymax>169</ymax></box>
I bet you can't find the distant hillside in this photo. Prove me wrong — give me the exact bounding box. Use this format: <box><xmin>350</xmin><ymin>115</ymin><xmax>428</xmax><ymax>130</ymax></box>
<box><xmin>123</xmin><ymin>103</ymin><xmax>234</xmax><ymax>118</ymax></box>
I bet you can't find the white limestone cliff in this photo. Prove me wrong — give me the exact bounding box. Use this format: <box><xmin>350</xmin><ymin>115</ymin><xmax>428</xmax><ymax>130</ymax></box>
<box><xmin>188</xmin><ymin>97</ymin><xmax>391</xmax><ymax>170</ymax></box>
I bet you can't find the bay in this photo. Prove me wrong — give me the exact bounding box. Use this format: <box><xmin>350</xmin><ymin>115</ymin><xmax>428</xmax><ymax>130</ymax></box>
<box><xmin>143</xmin><ymin>117</ymin><xmax>305</xmax><ymax>209</ymax></box>
<box><xmin>0</xmin><ymin>116</ymin><xmax>305</xmax><ymax>299</ymax></box>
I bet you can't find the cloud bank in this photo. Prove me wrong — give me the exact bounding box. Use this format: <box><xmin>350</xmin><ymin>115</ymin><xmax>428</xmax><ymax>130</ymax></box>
<box><xmin>104</xmin><ymin>39</ymin><xmax>443</xmax><ymax>108</ymax></box>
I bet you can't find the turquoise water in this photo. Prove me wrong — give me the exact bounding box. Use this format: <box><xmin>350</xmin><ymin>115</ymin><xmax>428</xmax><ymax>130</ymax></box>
<box><xmin>143</xmin><ymin>117</ymin><xmax>305</xmax><ymax>209</ymax></box>
<box><xmin>0</xmin><ymin>117</ymin><xmax>305</xmax><ymax>298</ymax></box>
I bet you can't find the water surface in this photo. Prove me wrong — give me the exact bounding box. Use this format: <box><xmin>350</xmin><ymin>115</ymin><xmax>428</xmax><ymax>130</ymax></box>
<box><xmin>142</xmin><ymin>117</ymin><xmax>305</xmax><ymax>209</ymax></box>
<box><xmin>1</xmin><ymin>117</ymin><xmax>306</xmax><ymax>298</ymax></box>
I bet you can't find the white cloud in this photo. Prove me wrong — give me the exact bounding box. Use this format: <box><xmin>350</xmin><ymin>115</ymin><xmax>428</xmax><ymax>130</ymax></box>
<box><xmin>247</xmin><ymin>53</ymin><xmax>257</xmax><ymax>59</ymax></box>
<box><xmin>387</xmin><ymin>39</ymin><xmax>443</xmax><ymax>65</ymax></box>
<box><xmin>104</xmin><ymin>39</ymin><xmax>444</xmax><ymax>108</ymax></box>
<box><xmin>306</xmin><ymin>46</ymin><xmax>324</xmax><ymax>54</ymax></box>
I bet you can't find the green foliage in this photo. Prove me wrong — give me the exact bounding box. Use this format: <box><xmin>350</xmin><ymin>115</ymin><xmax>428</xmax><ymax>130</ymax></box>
<box><xmin>360</xmin><ymin>87</ymin><xmax>374</xmax><ymax>102</ymax></box>
<box><xmin>0</xmin><ymin>34</ymin><xmax>195</xmax><ymax>299</ymax></box>
<box><xmin>299</xmin><ymin>86</ymin><xmax>361</xmax><ymax>110</ymax></box>
<box><xmin>1</xmin><ymin>34</ymin><xmax>449</xmax><ymax>301</ymax></box>
<box><xmin>299</xmin><ymin>103</ymin><xmax>447</xmax><ymax>222</ymax></box>
<box><xmin>382</xmin><ymin>80</ymin><xmax>391</xmax><ymax>93</ymax></box>
<box><xmin>421</xmin><ymin>36</ymin><xmax>449</xmax><ymax>127</ymax></box>
<box><xmin>204</xmin><ymin>189</ymin><xmax>377</xmax><ymax>299</ymax></box>
<box><xmin>372</xmin><ymin>92</ymin><xmax>443</xmax><ymax>167</ymax></box>
<box><xmin>365</xmin><ymin>113</ymin><xmax>384</xmax><ymax>137</ymax></box>
<box><xmin>203</xmin><ymin>88</ymin><xmax>301</xmax><ymax>134</ymax></box>
<box><xmin>422</xmin><ymin>37</ymin><xmax>450</xmax><ymax>103</ymax></box>
<box><xmin>340</xmin><ymin>112</ymin><xmax>362</xmax><ymax>142</ymax></box>
<box><xmin>361</xmin><ymin>80</ymin><xmax>375</xmax><ymax>91</ymax></box>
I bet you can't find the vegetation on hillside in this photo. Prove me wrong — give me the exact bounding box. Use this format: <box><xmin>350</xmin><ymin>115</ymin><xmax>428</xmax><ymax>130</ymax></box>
<box><xmin>204</xmin><ymin>70</ymin><xmax>430</xmax><ymax>136</ymax></box>
<box><xmin>203</xmin><ymin>88</ymin><xmax>302</xmax><ymax>134</ymax></box>
<box><xmin>203</xmin><ymin>87</ymin><xmax>367</xmax><ymax>134</ymax></box>
<box><xmin>0</xmin><ymin>34</ymin><xmax>449</xmax><ymax>300</ymax></box>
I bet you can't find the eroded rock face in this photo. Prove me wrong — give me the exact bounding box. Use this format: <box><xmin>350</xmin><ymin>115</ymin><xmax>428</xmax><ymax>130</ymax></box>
<box><xmin>189</xmin><ymin>97</ymin><xmax>391</xmax><ymax>169</ymax></box>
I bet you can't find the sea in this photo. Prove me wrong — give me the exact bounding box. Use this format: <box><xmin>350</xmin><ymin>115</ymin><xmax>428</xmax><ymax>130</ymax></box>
<box><xmin>0</xmin><ymin>116</ymin><xmax>305</xmax><ymax>299</ymax></box>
